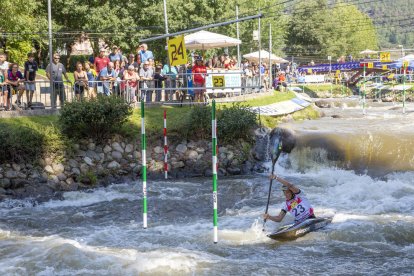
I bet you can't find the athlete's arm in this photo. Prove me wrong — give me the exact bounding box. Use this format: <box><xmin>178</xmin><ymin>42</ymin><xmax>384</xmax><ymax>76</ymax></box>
<box><xmin>270</xmin><ymin>174</ymin><xmax>300</xmax><ymax>194</ymax></box>
<box><xmin>263</xmin><ymin>210</ymin><xmax>286</xmax><ymax>222</ymax></box>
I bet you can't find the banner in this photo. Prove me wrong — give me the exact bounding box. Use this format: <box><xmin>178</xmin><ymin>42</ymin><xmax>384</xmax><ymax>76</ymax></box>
<box><xmin>205</xmin><ymin>70</ymin><xmax>241</xmax><ymax>94</ymax></box>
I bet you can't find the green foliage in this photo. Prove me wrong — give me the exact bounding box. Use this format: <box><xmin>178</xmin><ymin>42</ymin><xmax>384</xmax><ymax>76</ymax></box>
<box><xmin>59</xmin><ymin>96</ymin><xmax>133</xmax><ymax>142</ymax></box>
<box><xmin>183</xmin><ymin>105</ymin><xmax>211</xmax><ymax>140</ymax></box>
<box><xmin>217</xmin><ymin>103</ymin><xmax>258</xmax><ymax>143</ymax></box>
<box><xmin>6</xmin><ymin>41</ymin><xmax>33</xmax><ymax>65</ymax></box>
<box><xmin>285</xmin><ymin>0</ymin><xmax>378</xmax><ymax>60</ymax></box>
<box><xmin>79</xmin><ymin>171</ymin><xmax>98</xmax><ymax>186</ymax></box>
<box><xmin>0</xmin><ymin>122</ymin><xmax>44</xmax><ymax>163</ymax></box>
<box><xmin>66</xmin><ymin>55</ymin><xmax>90</xmax><ymax>72</ymax></box>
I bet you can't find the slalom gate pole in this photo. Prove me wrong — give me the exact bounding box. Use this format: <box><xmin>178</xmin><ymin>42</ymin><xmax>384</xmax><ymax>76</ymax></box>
<box><xmin>363</xmin><ymin>64</ymin><xmax>366</xmax><ymax>115</ymax></box>
<box><xmin>141</xmin><ymin>101</ymin><xmax>147</xmax><ymax>229</ymax></box>
<box><xmin>164</xmin><ymin>109</ymin><xmax>168</xmax><ymax>179</ymax></box>
<box><xmin>403</xmin><ymin>66</ymin><xmax>406</xmax><ymax>114</ymax></box>
<box><xmin>212</xmin><ymin>100</ymin><xmax>218</xmax><ymax>243</ymax></box>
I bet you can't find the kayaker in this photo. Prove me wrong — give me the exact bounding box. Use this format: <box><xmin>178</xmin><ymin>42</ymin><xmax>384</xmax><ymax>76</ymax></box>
<box><xmin>263</xmin><ymin>174</ymin><xmax>316</xmax><ymax>224</ymax></box>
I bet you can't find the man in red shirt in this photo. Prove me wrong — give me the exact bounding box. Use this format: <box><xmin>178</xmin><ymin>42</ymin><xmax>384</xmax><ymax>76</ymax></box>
<box><xmin>191</xmin><ymin>56</ymin><xmax>207</xmax><ymax>102</ymax></box>
<box><xmin>94</xmin><ymin>48</ymin><xmax>110</xmax><ymax>74</ymax></box>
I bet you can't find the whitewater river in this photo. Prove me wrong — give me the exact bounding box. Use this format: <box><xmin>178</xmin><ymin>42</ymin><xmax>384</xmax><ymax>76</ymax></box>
<box><xmin>1</xmin><ymin>102</ymin><xmax>414</xmax><ymax>275</ymax></box>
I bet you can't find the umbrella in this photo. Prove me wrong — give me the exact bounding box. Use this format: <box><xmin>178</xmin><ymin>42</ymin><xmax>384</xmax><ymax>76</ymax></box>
<box><xmin>243</xmin><ymin>50</ymin><xmax>288</xmax><ymax>63</ymax></box>
<box><xmin>359</xmin><ymin>49</ymin><xmax>378</xmax><ymax>55</ymax></box>
<box><xmin>398</xmin><ymin>54</ymin><xmax>414</xmax><ymax>61</ymax></box>
<box><xmin>165</xmin><ymin>30</ymin><xmax>241</xmax><ymax>50</ymax></box>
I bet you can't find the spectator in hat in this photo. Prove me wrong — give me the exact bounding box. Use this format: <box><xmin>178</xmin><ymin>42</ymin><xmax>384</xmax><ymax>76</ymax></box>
<box><xmin>94</xmin><ymin>48</ymin><xmax>110</xmax><ymax>74</ymax></box>
<box><xmin>46</xmin><ymin>53</ymin><xmax>71</xmax><ymax>107</ymax></box>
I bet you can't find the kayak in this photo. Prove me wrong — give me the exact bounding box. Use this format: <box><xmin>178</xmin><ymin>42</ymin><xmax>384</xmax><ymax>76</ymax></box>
<box><xmin>267</xmin><ymin>217</ymin><xmax>332</xmax><ymax>241</ymax></box>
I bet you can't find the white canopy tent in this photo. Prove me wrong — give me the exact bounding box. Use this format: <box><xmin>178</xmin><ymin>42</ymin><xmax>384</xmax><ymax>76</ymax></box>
<box><xmin>398</xmin><ymin>54</ymin><xmax>414</xmax><ymax>61</ymax></box>
<box><xmin>243</xmin><ymin>50</ymin><xmax>288</xmax><ymax>63</ymax></box>
<box><xmin>359</xmin><ymin>49</ymin><xmax>378</xmax><ymax>55</ymax></box>
<box><xmin>165</xmin><ymin>30</ymin><xmax>241</xmax><ymax>50</ymax></box>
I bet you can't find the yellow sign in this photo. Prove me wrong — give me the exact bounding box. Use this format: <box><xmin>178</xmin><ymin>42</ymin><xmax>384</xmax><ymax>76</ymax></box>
<box><xmin>335</xmin><ymin>70</ymin><xmax>340</xmax><ymax>76</ymax></box>
<box><xmin>367</xmin><ymin>62</ymin><xmax>374</xmax><ymax>69</ymax></box>
<box><xmin>212</xmin><ymin>76</ymin><xmax>225</xmax><ymax>87</ymax></box>
<box><xmin>382</xmin><ymin>65</ymin><xmax>387</xmax><ymax>70</ymax></box>
<box><xmin>307</xmin><ymin>69</ymin><xmax>312</xmax><ymax>74</ymax></box>
<box><xmin>403</xmin><ymin>61</ymin><xmax>409</xmax><ymax>68</ymax></box>
<box><xmin>380</xmin><ymin>52</ymin><xmax>391</xmax><ymax>62</ymax></box>
<box><xmin>167</xmin><ymin>35</ymin><xmax>187</xmax><ymax>66</ymax></box>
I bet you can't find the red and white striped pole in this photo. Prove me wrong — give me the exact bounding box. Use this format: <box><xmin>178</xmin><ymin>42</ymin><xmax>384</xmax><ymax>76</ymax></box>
<box><xmin>163</xmin><ymin>109</ymin><xmax>168</xmax><ymax>179</ymax></box>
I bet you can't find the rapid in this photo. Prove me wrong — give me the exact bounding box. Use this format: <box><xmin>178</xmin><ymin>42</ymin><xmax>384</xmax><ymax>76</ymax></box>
<box><xmin>1</xmin><ymin>101</ymin><xmax>413</xmax><ymax>275</ymax></box>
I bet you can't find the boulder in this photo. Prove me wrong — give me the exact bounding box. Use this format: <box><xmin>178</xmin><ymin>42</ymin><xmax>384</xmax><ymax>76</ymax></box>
<box><xmin>154</xmin><ymin>146</ymin><xmax>164</xmax><ymax>154</ymax></box>
<box><xmin>71</xmin><ymin>168</ymin><xmax>81</xmax><ymax>176</ymax></box>
<box><xmin>107</xmin><ymin>161</ymin><xmax>121</xmax><ymax>169</ymax></box>
<box><xmin>68</xmin><ymin>159</ymin><xmax>79</xmax><ymax>168</ymax></box>
<box><xmin>112</xmin><ymin>151</ymin><xmax>123</xmax><ymax>160</ymax></box>
<box><xmin>112</xmin><ymin>142</ymin><xmax>124</xmax><ymax>153</ymax></box>
<box><xmin>12</xmin><ymin>163</ymin><xmax>21</xmax><ymax>171</ymax></box>
<box><xmin>87</xmin><ymin>142</ymin><xmax>96</xmax><ymax>151</ymax></box>
<box><xmin>103</xmin><ymin>145</ymin><xmax>112</xmax><ymax>154</ymax></box>
<box><xmin>171</xmin><ymin>161</ymin><xmax>185</xmax><ymax>169</ymax></box>
<box><xmin>52</xmin><ymin>163</ymin><xmax>65</xmax><ymax>174</ymax></box>
<box><xmin>176</xmin><ymin>144</ymin><xmax>187</xmax><ymax>154</ymax></box>
<box><xmin>57</xmin><ymin>173</ymin><xmax>67</xmax><ymax>181</ymax></box>
<box><xmin>0</xmin><ymin>178</ymin><xmax>11</xmax><ymax>189</ymax></box>
<box><xmin>125</xmin><ymin>144</ymin><xmax>134</xmax><ymax>153</ymax></box>
<box><xmin>195</xmin><ymin>147</ymin><xmax>205</xmax><ymax>154</ymax></box>
<box><xmin>227</xmin><ymin>167</ymin><xmax>241</xmax><ymax>175</ymax></box>
<box><xmin>59</xmin><ymin>179</ymin><xmax>78</xmax><ymax>191</ymax></box>
<box><xmin>5</xmin><ymin>170</ymin><xmax>18</xmax><ymax>179</ymax></box>
<box><xmin>186</xmin><ymin>150</ymin><xmax>199</xmax><ymax>160</ymax></box>
<box><xmin>80</xmin><ymin>164</ymin><xmax>89</xmax><ymax>173</ymax></box>
<box><xmin>83</xmin><ymin>157</ymin><xmax>94</xmax><ymax>166</ymax></box>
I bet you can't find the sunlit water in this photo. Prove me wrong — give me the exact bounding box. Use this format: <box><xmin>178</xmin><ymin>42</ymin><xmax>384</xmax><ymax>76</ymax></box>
<box><xmin>1</xmin><ymin>103</ymin><xmax>414</xmax><ymax>275</ymax></box>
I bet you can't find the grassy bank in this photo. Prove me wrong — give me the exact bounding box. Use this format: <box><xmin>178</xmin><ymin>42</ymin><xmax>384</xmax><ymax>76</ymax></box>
<box><xmin>297</xmin><ymin>83</ymin><xmax>353</xmax><ymax>97</ymax></box>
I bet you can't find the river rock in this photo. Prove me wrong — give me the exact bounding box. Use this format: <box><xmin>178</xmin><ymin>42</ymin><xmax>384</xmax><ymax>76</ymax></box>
<box><xmin>195</xmin><ymin>147</ymin><xmax>205</xmax><ymax>154</ymax></box>
<box><xmin>154</xmin><ymin>146</ymin><xmax>164</xmax><ymax>154</ymax></box>
<box><xmin>125</xmin><ymin>144</ymin><xmax>134</xmax><ymax>153</ymax></box>
<box><xmin>80</xmin><ymin>164</ymin><xmax>89</xmax><ymax>173</ymax></box>
<box><xmin>0</xmin><ymin>178</ymin><xmax>11</xmax><ymax>189</ymax></box>
<box><xmin>17</xmin><ymin>172</ymin><xmax>27</xmax><ymax>179</ymax></box>
<box><xmin>86</xmin><ymin>150</ymin><xmax>99</xmax><ymax>161</ymax></box>
<box><xmin>5</xmin><ymin>170</ymin><xmax>18</xmax><ymax>179</ymax></box>
<box><xmin>103</xmin><ymin>145</ymin><xmax>112</xmax><ymax>154</ymax></box>
<box><xmin>187</xmin><ymin>141</ymin><xmax>197</xmax><ymax>149</ymax></box>
<box><xmin>176</xmin><ymin>144</ymin><xmax>187</xmax><ymax>154</ymax></box>
<box><xmin>133</xmin><ymin>151</ymin><xmax>140</xmax><ymax>159</ymax></box>
<box><xmin>227</xmin><ymin>167</ymin><xmax>241</xmax><ymax>175</ymax></box>
<box><xmin>186</xmin><ymin>150</ymin><xmax>199</xmax><ymax>160</ymax></box>
<box><xmin>29</xmin><ymin>170</ymin><xmax>41</xmax><ymax>179</ymax></box>
<box><xmin>0</xmin><ymin>188</ymin><xmax>6</xmax><ymax>195</ymax></box>
<box><xmin>60</xmin><ymin>179</ymin><xmax>78</xmax><ymax>191</ymax></box>
<box><xmin>72</xmin><ymin>168</ymin><xmax>81</xmax><ymax>176</ymax></box>
<box><xmin>171</xmin><ymin>161</ymin><xmax>185</xmax><ymax>169</ymax></box>
<box><xmin>77</xmin><ymin>150</ymin><xmax>87</xmax><ymax>157</ymax></box>
<box><xmin>68</xmin><ymin>159</ymin><xmax>79</xmax><ymax>168</ymax></box>
<box><xmin>112</xmin><ymin>151</ymin><xmax>123</xmax><ymax>160</ymax></box>
<box><xmin>219</xmin><ymin>147</ymin><xmax>228</xmax><ymax>154</ymax></box>
<box><xmin>99</xmin><ymin>153</ymin><xmax>105</xmax><ymax>161</ymax></box>
<box><xmin>12</xmin><ymin>163</ymin><xmax>21</xmax><ymax>171</ymax></box>
<box><xmin>112</xmin><ymin>142</ymin><xmax>124</xmax><ymax>153</ymax></box>
<box><xmin>87</xmin><ymin>142</ymin><xmax>96</xmax><ymax>151</ymax></box>
<box><xmin>11</xmin><ymin>179</ymin><xmax>30</xmax><ymax>189</ymax></box>
<box><xmin>107</xmin><ymin>161</ymin><xmax>121</xmax><ymax>169</ymax></box>
<box><xmin>57</xmin><ymin>173</ymin><xmax>67</xmax><ymax>181</ymax></box>
<box><xmin>45</xmin><ymin>157</ymin><xmax>53</xmax><ymax>165</ymax></box>
<box><xmin>132</xmin><ymin>165</ymin><xmax>142</xmax><ymax>174</ymax></box>
<box><xmin>52</xmin><ymin>163</ymin><xmax>65</xmax><ymax>174</ymax></box>
<box><xmin>83</xmin><ymin>157</ymin><xmax>94</xmax><ymax>166</ymax></box>
<box><xmin>227</xmin><ymin>151</ymin><xmax>235</xmax><ymax>160</ymax></box>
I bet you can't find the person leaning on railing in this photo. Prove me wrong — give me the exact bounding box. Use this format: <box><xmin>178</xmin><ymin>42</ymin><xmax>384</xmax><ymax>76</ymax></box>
<box><xmin>84</xmin><ymin>61</ymin><xmax>97</xmax><ymax>99</ymax></box>
<box><xmin>6</xmin><ymin>63</ymin><xmax>25</xmax><ymax>107</ymax></box>
<box><xmin>123</xmin><ymin>65</ymin><xmax>139</xmax><ymax>103</ymax></box>
<box><xmin>73</xmin><ymin>61</ymin><xmax>88</xmax><ymax>101</ymax></box>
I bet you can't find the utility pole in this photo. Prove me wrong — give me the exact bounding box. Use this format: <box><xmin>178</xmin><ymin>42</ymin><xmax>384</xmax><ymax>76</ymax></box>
<box><xmin>47</xmin><ymin>0</ymin><xmax>54</xmax><ymax>108</ymax></box>
<box><xmin>269</xmin><ymin>23</ymin><xmax>272</xmax><ymax>91</ymax></box>
<box><xmin>258</xmin><ymin>15</ymin><xmax>261</xmax><ymax>90</ymax></box>
<box><xmin>236</xmin><ymin>5</ymin><xmax>241</xmax><ymax>68</ymax></box>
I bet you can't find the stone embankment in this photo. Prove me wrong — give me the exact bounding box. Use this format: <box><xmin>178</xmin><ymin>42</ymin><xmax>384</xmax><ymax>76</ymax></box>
<box><xmin>0</xmin><ymin>130</ymin><xmax>271</xmax><ymax>201</ymax></box>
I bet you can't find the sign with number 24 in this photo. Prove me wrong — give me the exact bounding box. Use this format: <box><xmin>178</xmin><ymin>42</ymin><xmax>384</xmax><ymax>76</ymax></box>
<box><xmin>168</xmin><ymin>35</ymin><xmax>187</xmax><ymax>66</ymax></box>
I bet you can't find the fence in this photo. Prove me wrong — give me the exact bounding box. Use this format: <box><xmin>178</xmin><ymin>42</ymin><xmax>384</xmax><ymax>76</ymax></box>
<box><xmin>0</xmin><ymin>71</ymin><xmax>265</xmax><ymax>111</ymax></box>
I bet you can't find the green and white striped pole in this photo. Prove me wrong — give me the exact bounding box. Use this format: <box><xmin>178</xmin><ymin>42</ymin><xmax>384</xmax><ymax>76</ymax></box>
<box><xmin>141</xmin><ymin>101</ymin><xmax>147</xmax><ymax>229</ymax></box>
<box><xmin>212</xmin><ymin>100</ymin><xmax>218</xmax><ymax>244</ymax></box>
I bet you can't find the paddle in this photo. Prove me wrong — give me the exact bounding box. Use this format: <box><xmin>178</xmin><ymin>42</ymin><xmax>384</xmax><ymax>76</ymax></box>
<box><xmin>262</xmin><ymin>137</ymin><xmax>283</xmax><ymax>231</ymax></box>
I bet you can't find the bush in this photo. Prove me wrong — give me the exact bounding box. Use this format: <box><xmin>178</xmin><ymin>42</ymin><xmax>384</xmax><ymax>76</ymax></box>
<box><xmin>183</xmin><ymin>105</ymin><xmax>211</xmax><ymax>139</ymax></box>
<box><xmin>66</xmin><ymin>55</ymin><xmax>90</xmax><ymax>72</ymax></box>
<box><xmin>0</xmin><ymin>123</ymin><xmax>45</xmax><ymax>163</ymax></box>
<box><xmin>59</xmin><ymin>96</ymin><xmax>133</xmax><ymax>142</ymax></box>
<box><xmin>217</xmin><ymin>103</ymin><xmax>257</xmax><ymax>143</ymax></box>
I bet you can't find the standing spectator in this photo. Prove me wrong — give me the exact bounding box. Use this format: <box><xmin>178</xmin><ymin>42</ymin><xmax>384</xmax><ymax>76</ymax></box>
<box><xmin>73</xmin><ymin>62</ymin><xmax>88</xmax><ymax>101</ymax></box>
<box><xmin>46</xmin><ymin>54</ymin><xmax>70</xmax><ymax>107</ymax></box>
<box><xmin>139</xmin><ymin>44</ymin><xmax>154</xmax><ymax>65</ymax></box>
<box><xmin>94</xmin><ymin>48</ymin><xmax>110</xmax><ymax>74</ymax></box>
<box><xmin>192</xmin><ymin>56</ymin><xmax>207</xmax><ymax>102</ymax></box>
<box><xmin>123</xmin><ymin>65</ymin><xmax>139</xmax><ymax>103</ymax></box>
<box><xmin>84</xmin><ymin>61</ymin><xmax>97</xmax><ymax>99</ymax></box>
<box><xmin>0</xmin><ymin>53</ymin><xmax>9</xmax><ymax>73</ymax></box>
<box><xmin>98</xmin><ymin>62</ymin><xmax>116</xmax><ymax>96</ymax></box>
<box><xmin>0</xmin><ymin>69</ymin><xmax>6</xmax><ymax>110</ymax></box>
<box><xmin>126</xmin><ymin>54</ymin><xmax>139</xmax><ymax>70</ymax></box>
<box><xmin>207</xmin><ymin>55</ymin><xmax>220</xmax><ymax>69</ymax></box>
<box><xmin>139</xmin><ymin>61</ymin><xmax>154</xmax><ymax>102</ymax></box>
<box><xmin>113</xmin><ymin>60</ymin><xmax>122</xmax><ymax>95</ymax></box>
<box><xmin>162</xmin><ymin>60</ymin><xmax>178</xmax><ymax>101</ymax></box>
<box><xmin>153</xmin><ymin>65</ymin><xmax>166</xmax><ymax>102</ymax></box>
<box><xmin>109</xmin><ymin>46</ymin><xmax>122</xmax><ymax>63</ymax></box>
<box><xmin>24</xmin><ymin>53</ymin><xmax>38</xmax><ymax>108</ymax></box>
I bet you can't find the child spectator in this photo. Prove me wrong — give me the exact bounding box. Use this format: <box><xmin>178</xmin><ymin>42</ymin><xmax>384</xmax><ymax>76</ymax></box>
<box><xmin>24</xmin><ymin>53</ymin><xmax>38</xmax><ymax>108</ymax></box>
<box><xmin>84</xmin><ymin>62</ymin><xmax>97</xmax><ymax>99</ymax></box>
